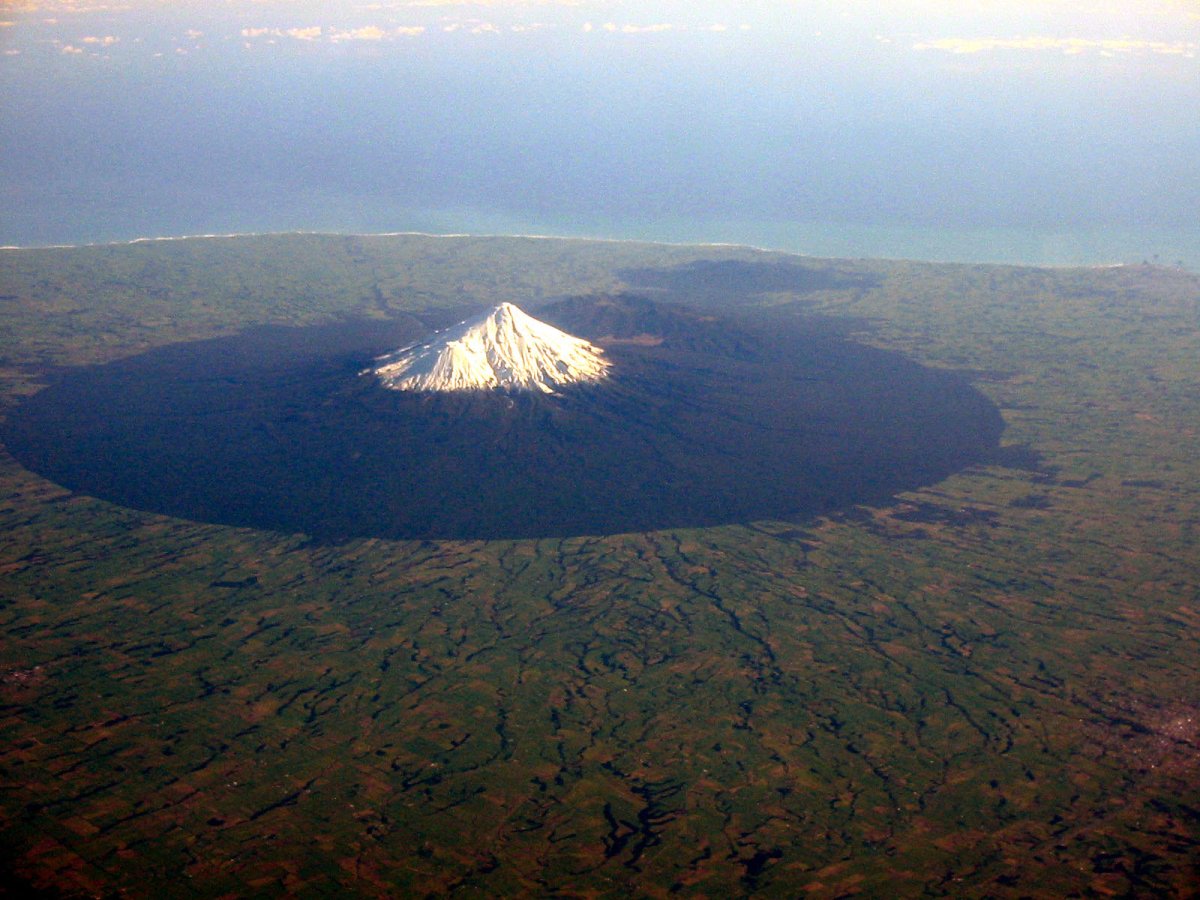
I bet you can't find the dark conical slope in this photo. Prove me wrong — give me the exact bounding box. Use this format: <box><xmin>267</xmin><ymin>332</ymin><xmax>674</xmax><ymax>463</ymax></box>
<box><xmin>1</xmin><ymin>297</ymin><xmax>1005</xmax><ymax>542</ymax></box>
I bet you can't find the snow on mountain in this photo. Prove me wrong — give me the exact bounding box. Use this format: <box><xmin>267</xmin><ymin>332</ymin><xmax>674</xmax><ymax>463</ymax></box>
<box><xmin>368</xmin><ymin>302</ymin><xmax>610</xmax><ymax>393</ymax></box>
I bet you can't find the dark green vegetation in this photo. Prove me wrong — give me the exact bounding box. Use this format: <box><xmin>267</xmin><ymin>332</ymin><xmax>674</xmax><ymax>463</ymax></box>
<box><xmin>1</xmin><ymin>235</ymin><xmax>1198</xmax><ymax>897</ymax></box>
<box><xmin>3</xmin><ymin>295</ymin><xmax>1002</xmax><ymax>541</ymax></box>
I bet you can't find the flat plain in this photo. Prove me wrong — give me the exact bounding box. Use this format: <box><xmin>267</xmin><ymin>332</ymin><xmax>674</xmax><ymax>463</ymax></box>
<box><xmin>1</xmin><ymin>234</ymin><xmax>1198</xmax><ymax>897</ymax></box>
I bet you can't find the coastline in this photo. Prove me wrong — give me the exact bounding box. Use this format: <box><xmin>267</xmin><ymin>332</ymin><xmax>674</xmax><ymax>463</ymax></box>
<box><xmin>2</xmin><ymin>224</ymin><xmax>1196</xmax><ymax>273</ymax></box>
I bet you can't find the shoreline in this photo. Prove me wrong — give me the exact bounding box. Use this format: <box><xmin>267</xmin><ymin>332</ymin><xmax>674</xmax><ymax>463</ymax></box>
<box><xmin>0</xmin><ymin>227</ymin><xmax>1168</xmax><ymax>272</ymax></box>
<box><xmin>0</xmin><ymin>229</ymin><xmax>784</xmax><ymax>255</ymax></box>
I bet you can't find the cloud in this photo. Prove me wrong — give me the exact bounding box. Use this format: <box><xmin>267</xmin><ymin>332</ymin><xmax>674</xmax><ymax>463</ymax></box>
<box><xmin>0</xmin><ymin>21</ymin><xmax>14</xmax><ymax>27</ymax></box>
<box><xmin>185</xmin><ymin>29</ymin><xmax>203</xmax><ymax>40</ymax></box>
<box><xmin>3</xmin><ymin>2</ymin><xmax>127</xmax><ymax>11</ymax></box>
<box><xmin>285</xmin><ymin>26</ymin><xmax>323</xmax><ymax>41</ymax></box>
<box><xmin>913</xmin><ymin>36</ymin><xmax>1199</xmax><ymax>57</ymax></box>
<box><xmin>603</xmin><ymin>22</ymin><xmax>674</xmax><ymax>34</ymax></box>
<box><xmin>60</xmin><ymin>44</ymin><xmax>83</xmax><ymax>53</ymax></box>
<box><xmin>242</xmin><ymin>26</ymin><xmax>323</xmax><ymax>41</ymax></box>
<box><xmin>330</xmin><ymin>25</ymin><xmax>388</xmax><ymax>41</ymax></box>
<box><xmin>396</xmin><ymin>0</ymin><xmax>581</xmax><ymax>5</ymax></box>
<box><xmin>241</xmin><ymin>24</ymin><xmax>425</xmax><ymax>43</ymax></box>
<box><xmin>81</xmin><ymin>34</ymin><xmax>118</xmax><ymax>45</ymax></box>
<box><xmin>443</xmin><ymin>19</ymin><xmax>501</xmax><ymax>34</ymax></box>
<box><xmin>583</xmin><ymin>20</ymin><xmax>749</xmax><ymax>36</ymax></box>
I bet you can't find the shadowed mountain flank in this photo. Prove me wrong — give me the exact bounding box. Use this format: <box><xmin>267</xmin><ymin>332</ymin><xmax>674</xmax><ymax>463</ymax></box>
<box><xmin>618</xmin><ymin>259</ymin><xmax>881</xmax><ymax>306</ymax></box>
<box><xmin>2</xmin><ymin>297</ymin><xmax>1003</xmax><ymax>542</ymax></box>
<box><xmin>537</xmin><ymin>294</ymin><xmax>760</xmax><ymax>359</ymax></box>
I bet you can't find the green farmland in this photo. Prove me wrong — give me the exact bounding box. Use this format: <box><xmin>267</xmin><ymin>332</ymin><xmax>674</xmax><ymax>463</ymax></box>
<box><xmin>1</xmin><ymin>234</ymin><xmax>1197</xmax><ymax>897</ymax></box>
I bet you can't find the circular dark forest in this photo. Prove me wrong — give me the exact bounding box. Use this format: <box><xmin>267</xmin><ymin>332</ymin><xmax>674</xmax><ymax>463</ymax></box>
<box><xmin>2</xmin><ymin>296</ymin><xmax>1005</xmax><ymax>542</ymax></box>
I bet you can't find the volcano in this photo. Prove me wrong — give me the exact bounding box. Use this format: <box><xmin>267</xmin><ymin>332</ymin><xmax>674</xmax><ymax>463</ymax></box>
<box><xmin>369</xmin><ymin>302</ymin><xmax>609</xmax><ymax>393</ymax></box>
<box><xmin>1</xmin><ymin>296</ymin><xmax>1006</xmax><ymax>542</ymax></box>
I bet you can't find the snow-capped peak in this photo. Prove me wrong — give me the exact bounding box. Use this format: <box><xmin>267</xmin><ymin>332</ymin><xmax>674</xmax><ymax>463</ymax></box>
<box><xmin>368</xmin><ymin>302</ymin><xmax>610</xmax><ymax>393</ymax></box>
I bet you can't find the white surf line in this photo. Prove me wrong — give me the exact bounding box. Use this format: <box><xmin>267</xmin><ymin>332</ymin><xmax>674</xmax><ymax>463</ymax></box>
<box><xmin>2</xmin><ymin>228</ymin><xmax>1141</xmax><ymax>269</ymax></box>
<box><xmin>1</xmin><ymin>230</ymin><xmax>300</xmax><ymax>251</ymax></box>
<box><xmin>0</xmin><ymin>228</ymin><xmax>792</xmax><ymax>257</ymax></box>
<box><xmin>351</xmin><ymin>229</ymin><xmax>800</xmax><ymax>257</ymax></box>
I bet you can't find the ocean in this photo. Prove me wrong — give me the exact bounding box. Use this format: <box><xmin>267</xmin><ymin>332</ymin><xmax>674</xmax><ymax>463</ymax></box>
<box><xmin>3</xmin><ymin>13</ymin><xmax>1198</xmax><ymax>270</ymax></box>
<box><xmin>6</xmin><ymin>200</ymin><xmax>1196</xmax><ymax>271</ymax></box>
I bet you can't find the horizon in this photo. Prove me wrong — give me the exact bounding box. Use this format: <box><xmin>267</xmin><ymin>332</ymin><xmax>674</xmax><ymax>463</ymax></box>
<box><xmin>3</xmin><ymin>1</ymin><xmax>1199</xmax><ymax>267</ymax></box>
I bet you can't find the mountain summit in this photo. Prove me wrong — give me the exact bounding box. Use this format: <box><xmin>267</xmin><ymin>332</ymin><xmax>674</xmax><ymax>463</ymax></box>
<box><xmin>369</xmin><ymin>302</ymin><xmax>609</xmax><ymax>393</ymax></box>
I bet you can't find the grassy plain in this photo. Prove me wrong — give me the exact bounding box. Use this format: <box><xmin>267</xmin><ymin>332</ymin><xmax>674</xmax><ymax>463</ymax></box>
<box><xmin>1</xmin><ymin>234</ymin><xmax>1198</xmax><ymax>897</ymax></box>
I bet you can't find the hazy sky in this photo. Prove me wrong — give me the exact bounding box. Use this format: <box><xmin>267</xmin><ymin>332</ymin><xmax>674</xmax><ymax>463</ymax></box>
<box><xmin>4</xmin><ymin>1</ymin><xmax>1195</xmax><ymax>58</ymax></box>
<box><xmin>2</xmin><ymin>1</ymin><xmax>1198</xmax><ymax>251</ymax></box>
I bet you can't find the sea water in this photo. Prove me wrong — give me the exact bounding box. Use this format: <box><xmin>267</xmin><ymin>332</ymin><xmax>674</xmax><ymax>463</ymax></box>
<box><xmin>3</xmin><ymin>19</ymin><xmax>1197</xmax><ymax>270</ymax></box>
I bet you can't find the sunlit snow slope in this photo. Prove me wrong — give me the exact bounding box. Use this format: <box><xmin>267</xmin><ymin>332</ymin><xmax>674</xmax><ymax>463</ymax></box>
<box><xmin>369</xmin><ymin>302</ymin><xmax>609</xmax><ymax>393</ymax></box>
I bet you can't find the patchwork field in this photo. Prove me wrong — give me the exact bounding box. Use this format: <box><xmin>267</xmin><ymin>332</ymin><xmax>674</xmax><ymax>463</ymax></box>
<box><xmin>1</xmin><ymin>235</ymin><xmax>1197</xmax><ymax>896</ymax></box>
